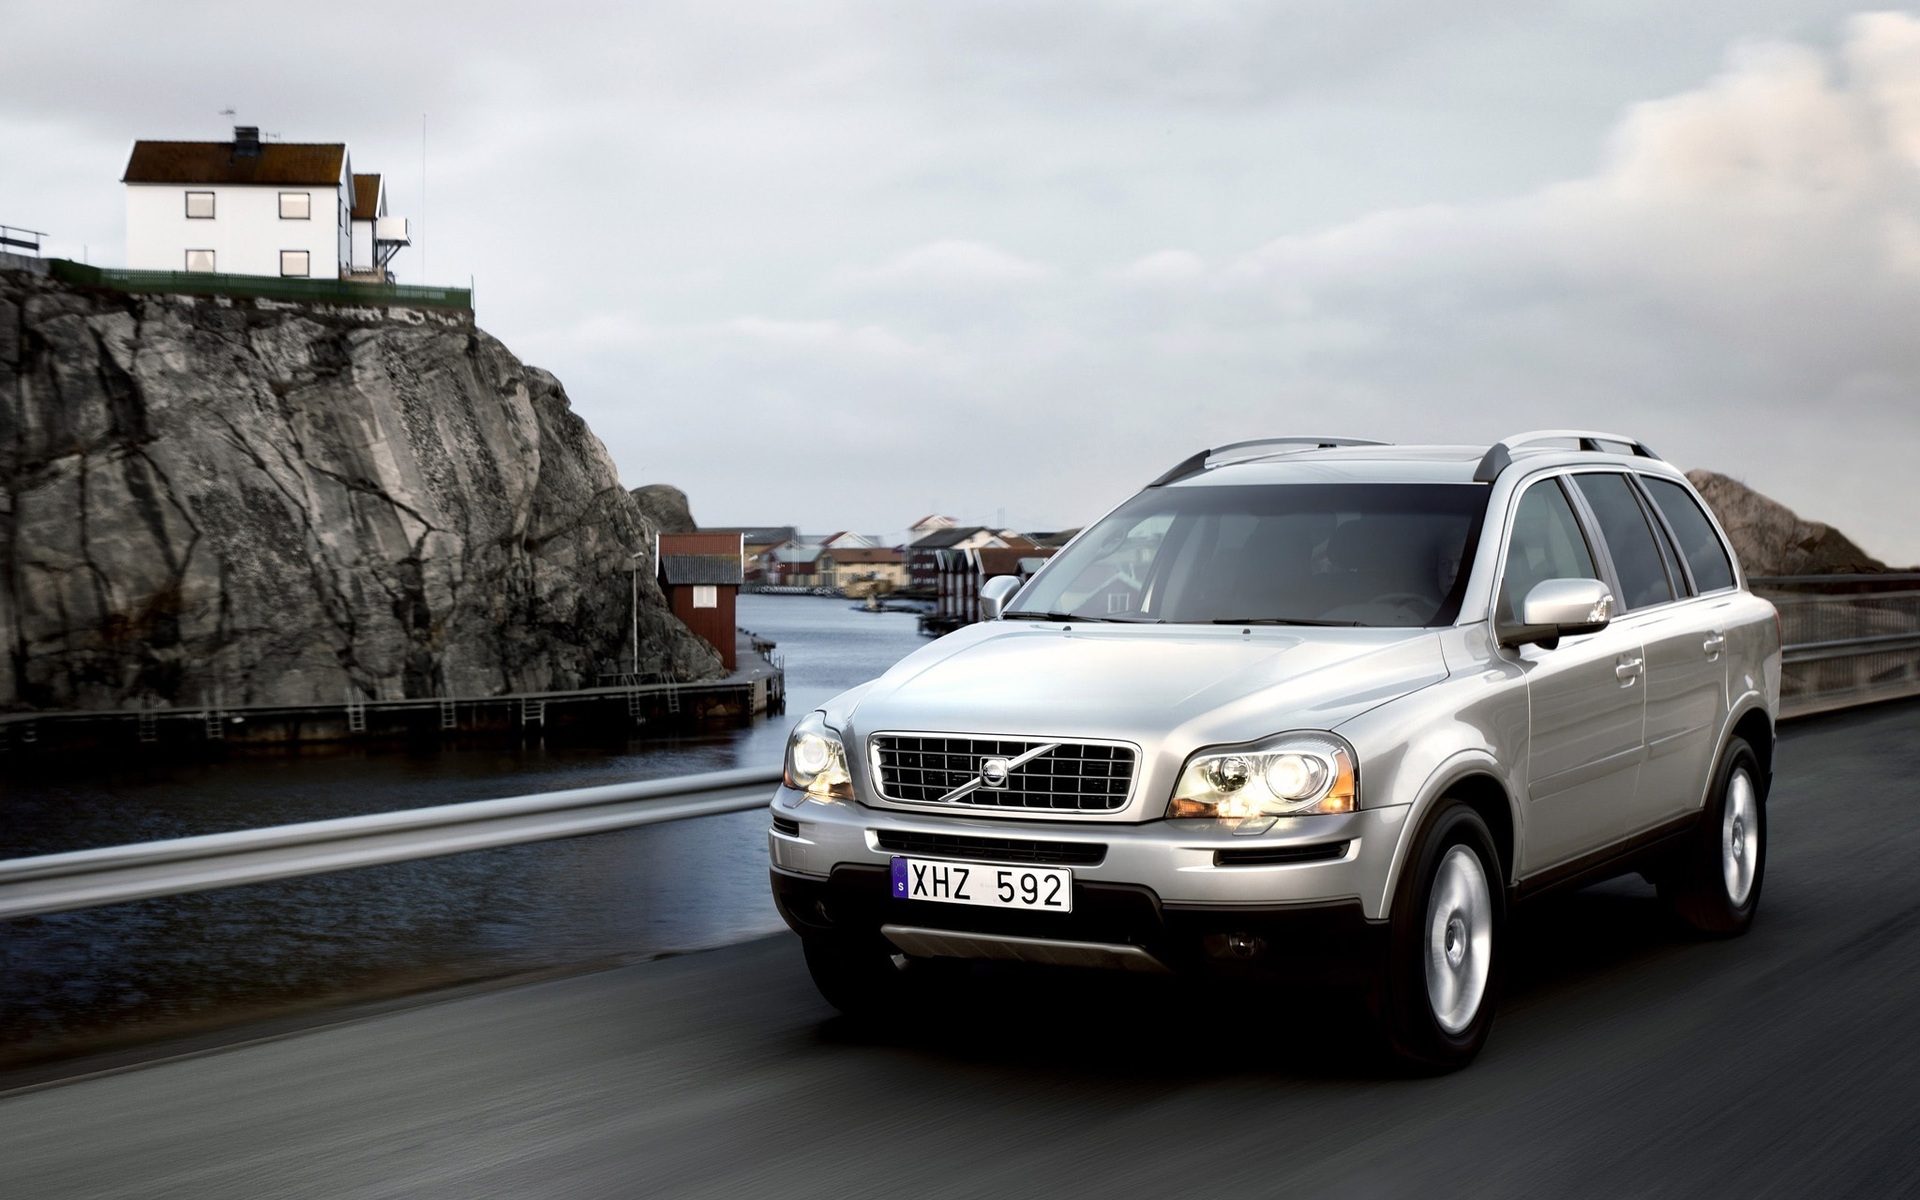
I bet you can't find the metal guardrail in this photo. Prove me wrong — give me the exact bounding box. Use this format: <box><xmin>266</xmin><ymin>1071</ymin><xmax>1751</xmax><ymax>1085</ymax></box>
<box><xmin>0</xmin><ymin>766</ymin><xmax>781</xmax><ymax>921</ymax></box>
<box><xmin>1758</xmin><ymin>577</ymin><xmax>1920</xmax><ymax>717</ymax></box>
<box><xmin>47</xmin><ymin>259</ymin><xmax>472</xmax><ymax>311</ymax></box>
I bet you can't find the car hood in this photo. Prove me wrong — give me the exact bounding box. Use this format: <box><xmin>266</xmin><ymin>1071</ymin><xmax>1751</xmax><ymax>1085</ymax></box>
<box><xmin>832</xmin><ymin>621</ymin><xmax>1448</xmax><ymax>821</ymax></box>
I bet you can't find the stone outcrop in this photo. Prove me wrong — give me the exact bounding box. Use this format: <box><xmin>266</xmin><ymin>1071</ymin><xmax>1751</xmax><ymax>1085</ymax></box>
<box><xmin>0</xmin><ymin>269</ymin><xmax>722</xmax><ymax>713</ymax></box>
<box><xmin>1687</xmin><ymin>470</ymin><xmax>1889</xmax><ymax>576</ymax></box>
<box><xmin>630</xmin><ymin>484</ymin><xmax>697</xmax><ymax>535</ymax></box>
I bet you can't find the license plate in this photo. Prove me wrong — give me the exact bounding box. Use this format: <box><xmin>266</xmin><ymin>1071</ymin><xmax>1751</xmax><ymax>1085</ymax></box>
<box><xmin>889</xmin><ymin>856</ymin><xmax>1073</xmax><ymax>913</ymax></box>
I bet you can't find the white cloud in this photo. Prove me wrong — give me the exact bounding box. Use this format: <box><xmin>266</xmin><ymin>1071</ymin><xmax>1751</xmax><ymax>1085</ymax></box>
<box><xmin>829</xmin><ymin>240</ymin><xmax>1055</xmax><ymax>293</ymax></box>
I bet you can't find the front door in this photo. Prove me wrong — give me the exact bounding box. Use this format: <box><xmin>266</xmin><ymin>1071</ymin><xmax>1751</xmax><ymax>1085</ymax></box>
<box><xmin>1498</xmin><ymin>476</ymin><xmax>1647</xmax><ymax>872</ymax></box>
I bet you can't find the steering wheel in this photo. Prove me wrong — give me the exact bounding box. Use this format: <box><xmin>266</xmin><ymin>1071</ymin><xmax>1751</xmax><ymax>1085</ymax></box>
<box><xmin>1370</xmin><ymin>593</ymin><xmax>1434</xmax><ymax>610</ymax></box>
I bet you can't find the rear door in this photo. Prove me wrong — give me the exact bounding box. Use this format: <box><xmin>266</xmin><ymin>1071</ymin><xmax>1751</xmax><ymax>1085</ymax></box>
<box><xmin>1634</xmin><ymin>474</ymin><xmax>1740</xmax><ymax>821</ymax></box>
<box><xmin>1568</xmin><ymin>471</ymin><xmax>1725</xmax><ymax>836</ymax></box>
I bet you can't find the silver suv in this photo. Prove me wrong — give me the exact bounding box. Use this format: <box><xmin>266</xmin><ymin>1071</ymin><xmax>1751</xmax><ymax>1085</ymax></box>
<box><xmin>768</xmin><ymin>431</ymin><xmax>1780</xmax><ymax>1069</ymax></box>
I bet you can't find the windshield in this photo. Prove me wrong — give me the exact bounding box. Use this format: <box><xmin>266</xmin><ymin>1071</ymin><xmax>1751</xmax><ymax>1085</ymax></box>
<box><xmin>1008</xmin><ymin>483</ymin><xmax>1487</xmax><ymax>627</ymax></box>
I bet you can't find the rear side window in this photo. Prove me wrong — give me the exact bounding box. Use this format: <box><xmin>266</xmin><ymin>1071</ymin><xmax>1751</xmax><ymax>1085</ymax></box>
<box><xmin>1641</xmin><ymin>477</ymin><xmax>1736</xmax><ymax>593</ymax></box>
<box><xmin>1571</xmin><ymin>473</ymin><xmax>1674</xmax><ymax>610</ymax></box>
<box><xmin>1499</xmin><ymin>479</ymin><xmax>1599</xmax><ymax>624</ymax></box>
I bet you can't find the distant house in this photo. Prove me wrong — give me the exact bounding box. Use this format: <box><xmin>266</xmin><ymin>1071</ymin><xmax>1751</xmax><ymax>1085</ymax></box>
<box><xmin>768</xmin><ymin>543</ymin><xmax>827</xmax><ymax>587</ymax></box>
<box><xmin>908</xmin><ymin>514</ymin><xmax>956</xmax><ymax>537</ymax></box>
<box><xmin>346</xmin><ymin>173</ymin><xmax>406</xmax><ymax>280</ymax></box>
<box><xmin>930</xmin><ymin>545</ymin><xmax>1058</xmax><ymax>626</ymax></box>
<box><xmin>826</xmin><ymin>546</ymin><xmax>907</xmax><ymax>596</ymax></box>
<box><xmin>657</xmin><ymin>532</ymin><xmax>744</xmax><ymax>670</ymax></box>
<box><xmin>818</xmin><ymin>531</ymin><xmax>877</xmax><ymax>549</ymax></box>
<box><xmin>702</xmin><ymin>526</ymin><xmax>797</xmax><ymax>584</ymax></box>
<box><xmin>123</xmin><ymin>126</ymin><xmax>410</xmax><ymax>280</ymax></box>
<box><xmin>907</xmin><ymin>526</ymin><xmax>1035</xmax><ymax>591</ymax></box>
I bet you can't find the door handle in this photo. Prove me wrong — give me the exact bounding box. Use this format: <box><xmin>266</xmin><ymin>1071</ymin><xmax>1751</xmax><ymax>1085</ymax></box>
<box><xmin>1703</xmin><ymin>632</ymin><xmax>1726</xmax><ymax>658</ymax></box>
<box><xmin>1615</xmin><ymin>656</ymin><xmax>1644</xmax><ymax>682</ymax></box>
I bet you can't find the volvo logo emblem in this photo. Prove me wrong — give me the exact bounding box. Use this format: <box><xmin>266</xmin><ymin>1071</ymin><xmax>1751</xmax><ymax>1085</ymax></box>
<box><xmin>979</xmin><ymin>756</ymin><xmax>1012</xmax><ymax>789</ymax></box>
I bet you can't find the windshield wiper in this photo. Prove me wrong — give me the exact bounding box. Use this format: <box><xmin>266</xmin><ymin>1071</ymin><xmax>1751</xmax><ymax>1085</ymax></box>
<box><xmin>1209</xmin><ymin>617</ymin><xmax>1363</xmax><ymax>627</ymax></box>
<box><xmin>1003</xmin><ymin>611</ymin><xmax>1162</xmax><ymax>623</ymax></box>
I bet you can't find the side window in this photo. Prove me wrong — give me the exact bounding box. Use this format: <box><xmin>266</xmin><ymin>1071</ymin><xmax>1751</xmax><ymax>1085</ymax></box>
<box><xmin>1642</xmin><ymin>477</ymin><xmax>1736</xmax><ymax>592</ymax></box>
<box><xmin>1500</xmin><ymin>479</ymin><xmax>1599</xmax><ymax>624</ymax></box>
<box><xmin>1571</xmin><ymin>473</ymin><xmax>1674</xmax><ymax>610</ymax></box>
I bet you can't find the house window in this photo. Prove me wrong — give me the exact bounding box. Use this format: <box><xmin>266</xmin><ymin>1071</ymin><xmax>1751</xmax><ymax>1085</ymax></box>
<box><xmin>280</xmin><ymin>250</ymin><xmax>310</xmax><ymax>278</ymax></box>
<box><xmin>184</xmin><ymin>191</ymin><xmax>215</xmax><ymax>219</ymax></box>
<box><xmin>279</xmin><ymin>192</ymin><xmax>311</xmax><ymax>220</ymax></box>
<box><xmin>184</xmin><ymin>249</ymin><xmax>215</xmax><ymax>273</ymax></box>
<box><xmin>693</xmin><ymin>586</ymin><xmax>718</xmax><ymax>609</ymax></box>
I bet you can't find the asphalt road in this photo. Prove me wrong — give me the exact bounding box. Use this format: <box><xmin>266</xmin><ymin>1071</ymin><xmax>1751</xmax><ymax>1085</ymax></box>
<box><xmin>3</xmin><ymin>700</ymin><xmax>1918</xmax><ymax>1199</ymax></box>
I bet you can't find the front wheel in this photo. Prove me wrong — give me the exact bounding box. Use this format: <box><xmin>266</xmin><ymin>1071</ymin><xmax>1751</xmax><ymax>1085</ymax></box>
<box><xmin>1376</xmin><ymin>802</ymin><xmax>1504</xmax><ymax>1071</ymax></box>
<box><xmin>1660</xmin><ymin>737</ymin><xmax>1766</xmax><ymax>936</ymax></box>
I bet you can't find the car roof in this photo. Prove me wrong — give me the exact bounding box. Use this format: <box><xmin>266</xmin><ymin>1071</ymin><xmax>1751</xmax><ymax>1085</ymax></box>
<box><xmin>1157</xmin><ymin>434</ymin><xmax>1690</xmax><ymax>489</ymax></box>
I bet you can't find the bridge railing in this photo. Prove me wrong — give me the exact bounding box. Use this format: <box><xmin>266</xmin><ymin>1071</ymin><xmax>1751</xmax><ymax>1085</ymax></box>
<box><xmin>1754</xmin><ymin>574</ymin><xmax>1920</xmax><ymax>717</ymax></box>
<box><xmin>4</xmin><ymin>575</ymin><xmax>1918</xmax><ymax>921</ymax></box>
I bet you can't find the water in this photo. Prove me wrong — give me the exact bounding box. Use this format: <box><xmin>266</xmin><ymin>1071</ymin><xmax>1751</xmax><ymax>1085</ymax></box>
<box><xmin>0</xmin><ymin>595</ymin><xmax>930</xmax><ymax>1069</ymax></box>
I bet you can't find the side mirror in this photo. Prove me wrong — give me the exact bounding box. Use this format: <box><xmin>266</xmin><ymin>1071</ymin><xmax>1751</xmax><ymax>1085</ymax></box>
<box><xmin>979</xmin><ymin>574</ymin><xmax>1023</xmax><ymax>620</ymax></box>
<box><xmin>1499</xmin><ymin>578</ymin><xmax>1614</xmax><ymax>649</ymax></box>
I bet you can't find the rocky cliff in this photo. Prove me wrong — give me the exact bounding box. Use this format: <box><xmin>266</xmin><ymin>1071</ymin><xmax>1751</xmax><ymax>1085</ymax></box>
<box><xmin>1687</xmin><ymin>470</ymin><xmax>1890</xmax><ymax>577</ymax></box>
<box><xmin>0</xmin><ymin>269</ymin><xmax>722</xmax><ymax>713</ymax></box>
<box><xmin>629</xmin><ymin>484</ymin><xmax>698</xmax><ymax>535</ymax></box>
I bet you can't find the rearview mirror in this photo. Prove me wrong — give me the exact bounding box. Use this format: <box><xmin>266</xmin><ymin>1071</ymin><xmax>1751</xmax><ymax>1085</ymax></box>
<box><xmin>979</xmin><ymin>574</ymin><xmax>1023</xmax><ymax>620</ymax></box>
<box><xmin>1500</xmin><ymin>578</ymin><xmax>1614</xmax><ymax>649</ymax></box>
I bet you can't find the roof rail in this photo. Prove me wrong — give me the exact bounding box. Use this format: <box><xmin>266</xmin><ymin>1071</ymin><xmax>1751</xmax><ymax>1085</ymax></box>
<box><xmin>1472</xmin><ymin>429</ymin><xmax>1661</xmax><ymax>483</ymax></box>
<box><xmin>1147</xmin><ymin>437</ymin><xmax>1391</xmax><ymax>488</ymax></box>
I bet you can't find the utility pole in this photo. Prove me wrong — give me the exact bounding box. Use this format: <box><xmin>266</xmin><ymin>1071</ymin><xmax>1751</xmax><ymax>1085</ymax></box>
<box><xmin>630</xmin><ymin>551</ymin><xmax>644</xmax><ymax>679</ymax></box>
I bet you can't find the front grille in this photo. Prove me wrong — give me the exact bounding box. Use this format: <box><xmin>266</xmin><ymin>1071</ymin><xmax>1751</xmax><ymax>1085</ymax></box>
<box><xmin>1213</xmin><ymin>841</ymin><xmax>1350</xmax><ymax>867</ymax></box>
<box><xmin>874</xmin><ymin>830</ymin><xmax>1107</xmax><ymax>866</ymax></box>
<box><xmin>870</xmin><ymin>734</ymin><xmax>1136</xmax><ymax>812</ymax></box>
<box><xmin>771</xmin><ymin>815</ymin><xmax>801</xmax><ymax>837</ymax></box>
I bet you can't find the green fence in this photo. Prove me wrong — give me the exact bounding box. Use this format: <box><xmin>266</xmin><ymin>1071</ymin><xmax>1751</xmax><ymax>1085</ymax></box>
<box><xmin>49</xmin><ymin>260</ymin><xmax>471</xmax><ymax>311</ymax></box>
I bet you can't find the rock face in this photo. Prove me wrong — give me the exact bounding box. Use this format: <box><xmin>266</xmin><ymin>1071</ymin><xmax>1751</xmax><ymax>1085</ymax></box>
<box><xmin>629</xmin><ymin>484</ymin><xmax>697</xmax><ymax>536</ymax></box>
<box><xmin>0</xmin><ymin>269</ymin><xmax>722</xmax><ymax>713</ymax></box>
<box><xmin>1687</xmin><ymin>470</ymin><xmax>1888</xmax><ymax>577</ymax></box>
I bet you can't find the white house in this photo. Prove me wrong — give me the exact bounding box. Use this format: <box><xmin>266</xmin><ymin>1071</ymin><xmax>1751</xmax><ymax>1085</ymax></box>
<box><xmin>123</xmin><ymin>126</ymin><xmax>409</xmax><ymax>280</ymax></box>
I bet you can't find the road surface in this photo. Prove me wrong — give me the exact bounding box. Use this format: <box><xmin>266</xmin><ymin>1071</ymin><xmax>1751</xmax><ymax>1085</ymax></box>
<box><xmin>3</xmin><ymin>699</ymin><xmax>1917</xmax><ymax>1198</ymax></box>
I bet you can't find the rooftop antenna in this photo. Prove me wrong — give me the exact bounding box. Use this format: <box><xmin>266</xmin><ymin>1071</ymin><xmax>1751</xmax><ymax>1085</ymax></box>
<box><xmin>420</xmin><ymin>113</ymin><xmax>427</xmax><ymax>284</ymax></box>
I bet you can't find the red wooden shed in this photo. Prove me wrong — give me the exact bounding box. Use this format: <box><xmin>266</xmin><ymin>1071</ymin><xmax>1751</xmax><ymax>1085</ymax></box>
<box><xmin>657</xmin><ymin>532</ymin><xmax>744</xmax><ymax>670</ymax></box>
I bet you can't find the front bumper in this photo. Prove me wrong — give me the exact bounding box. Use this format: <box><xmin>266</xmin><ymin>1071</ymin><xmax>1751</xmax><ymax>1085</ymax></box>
<box><xmin>768</xmin><ymin>784</ymin><xmax>1409</xmax><ymax>979</ymax></box>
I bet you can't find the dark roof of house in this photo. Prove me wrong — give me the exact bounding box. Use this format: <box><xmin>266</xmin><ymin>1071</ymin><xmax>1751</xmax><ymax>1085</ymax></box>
<box><xmin>979</xmin><ymin>546</ymin><xmax>1058</xmax><ymax>577</ymax></box>
<box><xmin>660</xmin><ymin>555</ymin><xmax>744</xmax><ymax>586</ymax></box>
<box><xmin>909</xmin><ymin>525</ymin><xmax>992</xmax><ymax>550</ymax></box>
<box><xmin>351</xmin><ymin>174</ymin><xmax>382</xmax><ymax>220</ymax></box>
<box><xmin>1024</xmin><ymin>529</ymin><xmax>1081</xmax><ymax>548</ymax></box>
<box><xmin>124</xmin><ymin>140</ymin><xmax>348</xmax><ymax>186</ymax></box>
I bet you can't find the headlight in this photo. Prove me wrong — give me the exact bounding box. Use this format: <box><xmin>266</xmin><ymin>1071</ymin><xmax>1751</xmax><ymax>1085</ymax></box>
<box><xmin>784</xmin><ymin>711</ymin><xmax>853</xmax><ymax>801</ymax></box>
<box><xmin>1167</xmin><ymin>734</ymin><xmax>1356</xmax><ymax>818</ymax></box>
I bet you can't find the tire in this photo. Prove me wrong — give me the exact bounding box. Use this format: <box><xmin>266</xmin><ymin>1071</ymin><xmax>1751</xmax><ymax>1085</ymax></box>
<box><xmin>1377</xmin><ymin>802</ymin><xmax>1504</xmax><ymax>1071</ymax></box>
<box><xmin>1660</xmin><ymin>737</ymin><xmax>1766</xmax><ymax>936</ymax></box>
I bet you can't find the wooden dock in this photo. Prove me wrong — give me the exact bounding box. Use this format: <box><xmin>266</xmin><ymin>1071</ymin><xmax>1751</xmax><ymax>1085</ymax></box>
<box><xmin>0</xmin><ymin>632</ymin><xmax>785</xmax><ymax>755</ymax></box>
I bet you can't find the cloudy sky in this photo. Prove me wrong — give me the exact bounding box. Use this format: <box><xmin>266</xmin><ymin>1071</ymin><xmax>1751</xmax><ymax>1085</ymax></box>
<box><xmin>4</xmin><ymin>1</ymin><xmax>1918</xmax><ymax>562</ymax></box>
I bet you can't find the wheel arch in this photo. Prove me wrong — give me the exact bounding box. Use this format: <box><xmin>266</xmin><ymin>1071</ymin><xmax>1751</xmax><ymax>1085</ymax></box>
<box><xmin>1381</xmin><ymin>754</ymin><xmax>1520</xmax><ymax>913</ymax></box>
<box><xmin>1728</xmin><ymin>704</ymin><xmax>1774</xmax><ymax>794</ymax></box>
